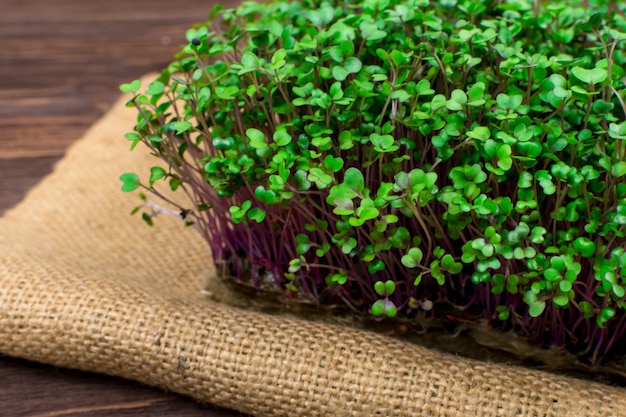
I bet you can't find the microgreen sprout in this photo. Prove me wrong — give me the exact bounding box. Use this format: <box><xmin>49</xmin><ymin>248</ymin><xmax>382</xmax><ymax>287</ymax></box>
<box><xmin>121</xmin><ymin>0</ymin><xmax>626</xmax><ymax>365</ymax></box>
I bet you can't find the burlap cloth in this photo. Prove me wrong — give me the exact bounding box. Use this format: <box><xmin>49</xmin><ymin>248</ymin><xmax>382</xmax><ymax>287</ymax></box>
<box><xmin>1</xmin><ymin>74</ymin><xmax>626</xmax><ymax>417</ymax></box>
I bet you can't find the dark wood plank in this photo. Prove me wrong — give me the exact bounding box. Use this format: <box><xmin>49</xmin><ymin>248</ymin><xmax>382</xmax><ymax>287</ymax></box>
<box><xmin>0</xmin><ymin>0</ymin><xmax>247</xmax><ymax>415</ymax></box>
<box><xmin>0</xmin><ymin>356</ymin><xmax>244</xmax><ymax>417</ymax></box>
<box><xmin>0</xmin><ymin>0</ymin><xmax>221</xmax><ymax>159</ymax></box>
<box><xmin>0</xmin><ymin>156</ymin><xmax>61</xmax><ymax>212</ymax></box>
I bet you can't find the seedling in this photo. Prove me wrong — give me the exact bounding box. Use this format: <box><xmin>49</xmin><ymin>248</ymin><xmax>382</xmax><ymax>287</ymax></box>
<box><xmin>121</xmin><ymin>0</ymin><xmax>626</xmax><ymax>366</ymax></box>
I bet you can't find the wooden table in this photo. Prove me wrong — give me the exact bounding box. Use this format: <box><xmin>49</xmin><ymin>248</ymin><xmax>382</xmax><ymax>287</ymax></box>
<box><xmin>0</xmin><ymin>1</ymin><xmax>245</xmax><ymax>415</ymax></box>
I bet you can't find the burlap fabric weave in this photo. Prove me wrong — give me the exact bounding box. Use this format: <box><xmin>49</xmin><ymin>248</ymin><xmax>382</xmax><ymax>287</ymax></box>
<box><xmin>1</xmin><ymin>75</ymin><xmax>626</xmax><ymax>417</ymax></box>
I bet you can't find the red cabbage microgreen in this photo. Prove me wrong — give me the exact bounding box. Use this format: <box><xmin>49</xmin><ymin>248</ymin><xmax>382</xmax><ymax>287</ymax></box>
<box><xmin>121</xmin><ymin>0</ymin><xmax>626</xmax><ymax>366</ymax></box>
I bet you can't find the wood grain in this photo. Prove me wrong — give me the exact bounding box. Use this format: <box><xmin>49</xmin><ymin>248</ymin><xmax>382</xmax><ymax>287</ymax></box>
<box><xmin>0</xmin><ymin>356</ymin><xmax>244</xmax><ymax>417</ymax></box>
<box><xmin>0</xmin><ymin>0</ymin><xmax>247</xmax><ymax>415</ymax></box>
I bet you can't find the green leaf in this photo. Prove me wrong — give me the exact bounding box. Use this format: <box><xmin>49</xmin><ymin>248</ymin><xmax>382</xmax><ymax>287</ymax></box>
<box><xmin>271</xmin><ymin>48</ymin><xmax>287</xmax><ymax>69</ymax></box>
<box><xmin>609</xmin><ymin>122</ymin><xmax>626</xmax><ymax>140</ymax></box>
<box><xmin>430</xmin><ymin>94</ymin><xmax>447</xmax><ymax>111</ymax></box>
<box><xmin>295</xmin><ymin>234</ymin><xmax>311</xmax><ymax>255</ymax></box>
<box><xmin>496</xmin><ymin>306</ymin><xmax>510</xmax><ymax>320</ymax></box>
<box><xmin>248</xmin><ymin>207</ymin><xmax>266</xmax><ymax>223</ymax></box>
<box><xmin>573</xmin><ymin>237</ymin><xmax>596</xmax><ymax>257</ymax></box>
<box><xmin>579</xmin><ymin>301</ymin><xmax>594</xmax><ymax>318</ymax></box>
<box><xmin>332</xmin><ymin>66</ymin><xmax>349</xmax><ymax>81</ymax></box>
<box><xmin>241</xmin><ymin>51</ymin><xmax>259</xmax><ymax>68</ymax></box>
<box><xmin>384</xmin><ymin>299</ymin><xmax>397</xmax><ymax>317</ymax></box>
<box><xmin>384</xmin><ymin>280</ymin><xmax>395</xmax><ymax>295</ymax></box>
<box><xmin>366</xmin><ymin>257</ymin><xmax>382</xmax><ymax>272</ymax></box>
<box><xmin>544</xmin><ymin>268</ymin><xmax>561</xmax><ymax>281</ymax></box>
<box><xmin>445</xmin><ymin>89</ymin><xmax>467</xmax><ymax>111</ymax></box>
<box><xmin>173</xmin><ymin>121</ymin><xmax>193</xmax><ymax>134</ymax></box>
<box><xmin>390</xmin><ymin>50</ymin><xmax>409</xmax><ymax>66</ymax></box>
<box><xmin>246</xmin><ymin>128</ymin><xmax>266</xmax><ymax>149</ymax></box>
<box><xmin>517</xmin><ymin>141</ymin><xmax>542</xmax><ymax>158</ymax></box>
<box><xmin>149</xmin><ymin>167</ymin><xmax>166</xmax><ymax>186</ymax></box>
<box><xmin>517</xmin><ymin>172</ymin><xmax>533</xmax><ymax>188</ymax></box>
<box><xmin>467</xmin><ymin>126</ymin><xmax>490</xmax><ymax>141</ymax></box>
<box><xmin>571</xmin><ymin>66</ymin><xmax>608</xmax><ymax>85</ymax></box>
<box><xmin>430</xmin><ymin>260</ymin><xmax>445</xmax><ymax>285</ymax></box>
<box><xmin>120</xmin><ymin>173</ymin><xmax>140</xmax><ymax>192</ymax></box>
<box><xmin>559</xmin><ymin>280</ymin><xmax>572</xmax><ymax>292</ymax></box>
<box><xmin>370</xmin><ymin>133</ymin><xmax>397</xmax><ymax>152</ymax></box>
<box><xmin>119</xmin><ymin>79</ymin><xmax>141</xmax><ymax>93</ymax></box>
<box><xmin>141</xmin><ymin>212</ymin><xmax>154</xmax><ymax>226</ymax></box>
<box><xmin>293</xmin><ymin>82</ymin><xmax>313</xmax><ymax>98</ymax></box>
<box><xmin>146</xmin><ymin>81</ymin><xmax>165</xmax><ymax>95</ymax></box>
<box><xmin>329</xmin><ymin>46</ymin><xmax>345</xmax><ymax>63</ymax></box>
<box><xmin>338</xmin><ymin>130</ymin><xmax>354</xmax><ymax>150</ymax></box>
<box><xmin>315</xmin><ymin>242</ymin><xmax>331</xmax><ymax>257</ymax></box>
<box><xmin>326</xmin><ymin>270</ymin><xmax>348</xmax><ymax>286</ymax></box>
<box><xmin>375</xmin><ymin>48</ymin><xmax>390</xmax><ymax>62</ymax></box>
<box><xmin>401</xmin><ymin>247</ymin><xmax>423</xmax><ymax>268</ymax></box>
<box><xmin>413</xmin><ymin>273</ymin><xmax>423</xmax><ymax>286</ymax></box>
<box><xmin>331</xmin><ymin>195</ymin><xmax>354</xmax><ymax>215</ymax></box>
<box><xmin>597</xmin><ymin>307</ymin><xmax>616</xmax><ymax>328</ymax></box>
<box><xmin>553</xmin><ymin>294</ymin><xmax>569</xmax><ymax>307</ymax></box>
<box><xmin>324</xmin><ymin>155</ymin><xmax>344</xmax><ymax>172</ymax></box>
<box><xmin>360</xmin><ymin>21</ymin><xmax>386</xmax><ymax>41</ymax></box>
<box><xmin>169</xmin><ymin>178</ymin><xmax>182</xmax><ymax>192</ymax></box>
<box><xmin>344</xmin><ymin>168</ymin><xmax>364</xmax><ymax>193</ymax></box>
<box><xmin>357</xmin><ymin>205</ymin><xmax>379</xmax><ymax>221</ymax></box>
<box><xmin>213</xmin><ymin>137</ymin><xmax>235</xmax><ymax>151</ymax></box>
<box><xmin>329</xmin><ymin>82</ymin><xmax>343</xmax><ymax>100</ymax></box>
<box><xmin>416</xmin><ymin>79</ymin><xmax>435</xmax><ymax>95</ymax></box>
<box><xmin>496</xmin><ymin>144</ymin><xmax>513</xmax><ymax>171</ymax></box>
<box><xmin>371</xmin><ymin>299</ymin><xmax>386</xmax><ymax>316</ymax></box>
<box><xmin>338</xmin><ymin>40</ymin><xmax>354</xmax><ymax>57</ymax></box>
<box><xmin>273</xmin><ymin>129</ymin><xmax>292</xmax><ymax>146</ymax></box>
<box><xmin>294</xmin><ymin>170</ymin><xmax>311</xmax><ymax>191</ymax></box>
<box><xmin>374</xmin><ymin>281</ymin><xmax>386</xmax><ymax>297</ymax></box>
<box><xmin>467</xmin><ymin>82</ymin><xmax>485</xmax><ymax>103</ymax></box>
<box><xmin>549</xmin><ymin>74</ymin><xmax>570</xmax><ymax>98</ymax></box>
<box><xmin>612</xmin><ymin>162</ymin><xmax>626</xmax><ymax>177</ymax></box>
<box><xmin>288</xmin><ymin>257</ymin><xmax>303</xmax><ymax>273</ymax></box>
<box><xmin>344</xmin><ymin>57</ymin><xmax>362</xmax><ymax>74</ymax></box>
<box><xmin>255</xmin><ymin>186</ymin><xmax>277</xmax><ymax>204</ymax></box>
<box><xmin>229</xmin><ymin>200</ymin><xmax>252</xmax><ymax>224</ymax></box>
<box><xmin>524</xmin><ymin>290</ymin><xmax>546</xmax><ymax>317</ymax></box>
<box><xmin>308</xmin><ymin>168</ymin><xmax>333</xmax><ymax>189</ymax></box>
<box><xmin>529</xmin><ymin>299</ymin><xmax>546</xmax><ymax>317</ymax></box>
<box><xmin>215</xmin><ymin>85</ymin><xmax>238</xmax><ymax>100</ymax></box>
<box><xmin>391</xmin><ymin>89</ymin><xmax>411</xmax><ymax>102</ymax></box>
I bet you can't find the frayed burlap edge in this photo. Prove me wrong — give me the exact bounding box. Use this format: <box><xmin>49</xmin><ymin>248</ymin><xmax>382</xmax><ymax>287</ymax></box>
<box><xmin>1</xmin><ymin>74</ymin><xmax>625</xmax><ymax>417</ymax></box>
